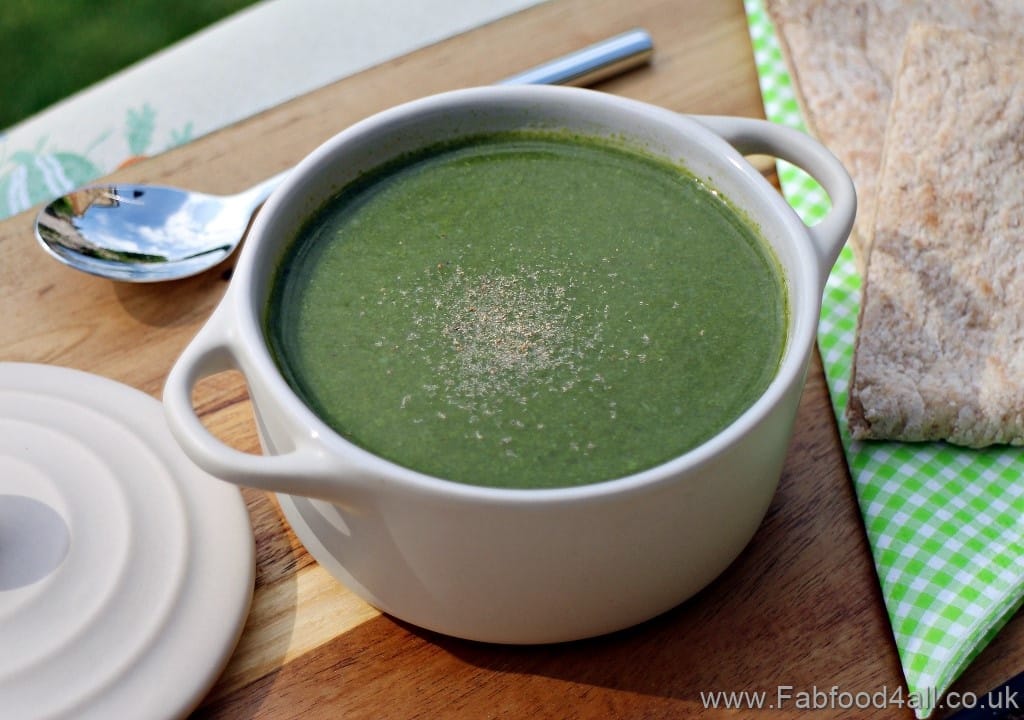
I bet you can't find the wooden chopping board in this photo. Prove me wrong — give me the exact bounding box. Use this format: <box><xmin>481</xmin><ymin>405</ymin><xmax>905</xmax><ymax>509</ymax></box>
<box><xmin>2</xmin><ymin>0</ymin><xmax>1022</xmax><ymax>717</ymax></box>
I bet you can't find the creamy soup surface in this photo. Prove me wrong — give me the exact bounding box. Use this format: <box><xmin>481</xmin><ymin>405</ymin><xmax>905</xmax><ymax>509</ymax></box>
<box><xmin>266</xmin><ymin>132</ymin><xmax>787</xmax><ymax>489</ymax></box>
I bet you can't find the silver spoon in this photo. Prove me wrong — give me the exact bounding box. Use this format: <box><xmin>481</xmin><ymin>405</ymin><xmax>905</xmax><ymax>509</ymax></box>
<box><xmin>34</xmin><ymin>29</ymin><xmax>653</xmax><ymax>283</ymax></box>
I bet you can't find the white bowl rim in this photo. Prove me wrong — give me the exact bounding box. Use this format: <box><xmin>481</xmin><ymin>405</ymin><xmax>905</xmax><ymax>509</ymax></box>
<box><xmin>230</xmin><ymin>84</ymin><xmax>826</xmax><ymax>504</ymax></box>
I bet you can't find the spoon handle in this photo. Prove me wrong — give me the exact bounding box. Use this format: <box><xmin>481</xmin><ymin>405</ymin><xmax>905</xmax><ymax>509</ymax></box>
<box><xmin>499</xmin><ymin>28</ymin><xmax>653</xmax><ymax>87</ymax></box>
<box><xmin>234</xmin><ymin>29</ymin><xmax>654</xmax><ymax>209</ymax></box>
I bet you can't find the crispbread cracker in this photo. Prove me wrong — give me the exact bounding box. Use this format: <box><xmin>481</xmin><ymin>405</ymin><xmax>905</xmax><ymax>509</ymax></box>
<box><xmin>846</xmin><ymin>24</ymin><xmax>1024</xmax><ymax>446</ymax></box>
<box><xmin>765</xmin><ymin>0</ymin><xmax>1024</xmax><ymax>271</ymax></box>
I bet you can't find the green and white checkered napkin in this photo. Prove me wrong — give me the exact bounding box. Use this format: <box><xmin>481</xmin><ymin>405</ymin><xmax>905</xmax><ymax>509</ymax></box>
<box><xmin>744</xmin><ymin>1</ymin><xmax>1024</xmax><ymax>715</ymax></box>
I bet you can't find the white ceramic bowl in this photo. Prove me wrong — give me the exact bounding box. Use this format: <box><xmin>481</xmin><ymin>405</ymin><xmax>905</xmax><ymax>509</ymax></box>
<box><xmin>164</xmin><ymin>85</ymin><xmax>855</xmax><ymax>644</ymax></box>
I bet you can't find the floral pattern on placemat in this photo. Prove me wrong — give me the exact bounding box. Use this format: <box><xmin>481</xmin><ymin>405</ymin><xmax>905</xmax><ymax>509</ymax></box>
<box><xmin>0</xmin><ymin>104</ymin><xmax>194</xmax><ymax>220</ymax></box>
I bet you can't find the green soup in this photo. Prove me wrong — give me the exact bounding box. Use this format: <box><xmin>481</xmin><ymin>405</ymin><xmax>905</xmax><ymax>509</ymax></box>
<box><xmin>266</xmin><ymin>131</ymin><xmax>787</xmax><ymax>489</ymax></box>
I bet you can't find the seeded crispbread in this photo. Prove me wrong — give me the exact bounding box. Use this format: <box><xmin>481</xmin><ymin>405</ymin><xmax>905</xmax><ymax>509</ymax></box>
<box><xmin>765</xmin><ymin>0</ymin><xmax>1024</xmax><ymax>272</ymax></box>
<box><xmin>846</xmin><ymin>23</ymin><xmax>1024</xmax><ymax>446</ymax></box>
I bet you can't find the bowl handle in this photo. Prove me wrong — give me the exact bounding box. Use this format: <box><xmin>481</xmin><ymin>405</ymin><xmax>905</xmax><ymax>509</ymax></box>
<box><xmin>690</xmin><ymin>115</ymin><xmax>856</xmax><ymax>286</ymax></box>
<box><xmin>163</xmin><ymin>305</ymin><xmax>356</xmax><ymax>502</ymax></box>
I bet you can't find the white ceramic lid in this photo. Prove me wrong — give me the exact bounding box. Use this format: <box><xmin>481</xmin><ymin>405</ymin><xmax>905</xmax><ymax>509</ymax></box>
<box><xmin>0</xmin><ymin>362</ymin><xmax>254</xmax><ymax>720</ymax></box>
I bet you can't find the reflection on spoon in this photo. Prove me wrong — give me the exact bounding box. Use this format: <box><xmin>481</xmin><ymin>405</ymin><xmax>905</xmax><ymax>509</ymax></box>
<box><xmin>35</xmin><ymin>176</ymin><xmax>286</xmax><ymax>282</ymax></box>
<box><xmin>33</xmin><ymin>28</ymin><xmax>654</xmax><ymax>283</ymax></box>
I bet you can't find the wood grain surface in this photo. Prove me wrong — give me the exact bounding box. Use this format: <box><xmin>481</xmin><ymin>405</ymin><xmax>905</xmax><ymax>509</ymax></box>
<box><xmin>2</xmin><ymin>0</ymin><xmax>1021</xmax><ymax>717</ymax></box>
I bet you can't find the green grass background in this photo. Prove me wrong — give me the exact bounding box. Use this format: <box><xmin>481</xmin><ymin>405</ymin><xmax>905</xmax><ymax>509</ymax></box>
<box><xmin>1</xmin><ymin>0</ymin><xmax>262</xmax><ymax>132</ymax></box>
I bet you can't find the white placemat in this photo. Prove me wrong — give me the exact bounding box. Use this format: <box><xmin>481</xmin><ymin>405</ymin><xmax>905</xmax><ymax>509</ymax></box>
<box><xmin>0</xmin><ymin>0</ymin><xmax>542</xmax><ymax>220</ymax></box>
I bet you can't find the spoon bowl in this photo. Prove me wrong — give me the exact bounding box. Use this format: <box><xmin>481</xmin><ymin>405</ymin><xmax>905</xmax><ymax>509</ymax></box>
<box><xmin>32</xmin><ymin>29</ymin><xmax>653</xmax><ymax>283</ymax></box>
<box><xmin>34</xmin><ymin>175</ymin><xmax>285</xmax><ymax>282</ymax></box>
